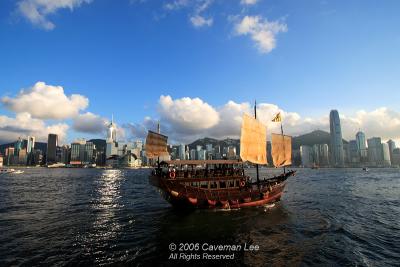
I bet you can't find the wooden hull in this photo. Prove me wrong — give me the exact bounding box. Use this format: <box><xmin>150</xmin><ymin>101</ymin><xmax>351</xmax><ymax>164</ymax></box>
<box><xmin>149</xmin><ymin>171</ymin><xmax>295</xmax><ymax>210</ymax></box>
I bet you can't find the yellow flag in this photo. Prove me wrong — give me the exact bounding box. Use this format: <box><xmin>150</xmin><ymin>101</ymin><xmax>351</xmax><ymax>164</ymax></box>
<box><xmin>272</xmin><ymin>112</ymin><xmax>281</xmax><ymax>122</ymax></box>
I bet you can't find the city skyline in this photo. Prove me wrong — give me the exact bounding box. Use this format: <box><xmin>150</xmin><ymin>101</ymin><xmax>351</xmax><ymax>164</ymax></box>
<box><xmin>1</xmin><ymin>1</ymin><xmax>400</xmax><ymax>144</ymax></box>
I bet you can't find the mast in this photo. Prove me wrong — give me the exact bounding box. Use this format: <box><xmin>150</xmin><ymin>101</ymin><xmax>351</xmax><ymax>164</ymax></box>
<box><xmin>254</xmin><ymin>100</ymin><xmax>260</xmax><ymax>187</ymax></box>
<box><xmin>157</xmin><ymin>121</ymin><xmax>160</xmax><ymax>169</ymax></box>
<box><xmin>280</xmin><ymin>119</ymin><xmax>286</xmax><ymax>174</ymax></box>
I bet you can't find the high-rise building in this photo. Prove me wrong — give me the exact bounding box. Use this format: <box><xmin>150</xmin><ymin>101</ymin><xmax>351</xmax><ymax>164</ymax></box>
<box><xmin>106</xmin><ymin>116</ymin><xmax>118</xmax><ymax>158</ymax></box>
<box><xmin>391</xmin><ymin>148</ymin><xmax>400</xmax><ymax>167</ymax></box>
<box><xmin>84</xmin><ymin>142</ymin><xmax>95</xmax><ymax>164</ymax></box>
<box><xmin>348</xmin><ymin>140</ymin><xmax>360</xmax><ymax>164</ymax></box>
<box><xmin>178</xmin><ymin>144</ymin><xmax>186</xmax><ymax>160</ymax></box>
<box><xmin>70</xmin><ymin>140</ymin><xmax>95</xmax><ymax>165</ymax></box>
<box><xmin>197</xmin><ymin>149</ymin><xmax>206</xmax><ymax>160</ymax></box>
<box><xmin>206</xmin><ymin>144</ymin><xmax>213</xmax><ymax>152</ymax></box>
<box><xmin>367</xmin><ymin>137</ymin><xmax>383</xmax><ymax>166</ymax></box>
<box><xmin>14</xmin><ymin>138</ymin><xmax>23</xmax><ymax>157</ymax></box>
<box><xmin>190</xmin><ymin>149</ymin><xmax>197</xmax><ymax>160</ymax></box>
<box><xmin>382</xmin><ymin>143</ymin><xmax>391</xmax><ymax>167</ymax></box>
<box><xmin>356</xmin><ymin>131</ymin><xmax>368</xmax><ymax>161</ymax></box>
<box><xmin>319</xmin><ymin>144</ymin><xmax>329</xmax><ymax>166</ymax></box>
<box><xmin>300</xmin><ymin>145</ymin><xmax>313</xmax><ymax>167</ymax></box>
<box><xmin>27</xmin><ymin>136</ymin><xmax>35</xmax><ymax>153</ymax></box>
<box><xmin>329</xmin><ymin>110</ymin><xmax>344</xmax><ymax>167</ymax></box>
<box><xmin>387</xmin><ymin>140</ymin><xmax>396</xmax><ymax>165</ymax></box>
<box><xmin>46</xmin><ymin>134</ymin><xmax>58</xmax><ymax>164</ymax></box>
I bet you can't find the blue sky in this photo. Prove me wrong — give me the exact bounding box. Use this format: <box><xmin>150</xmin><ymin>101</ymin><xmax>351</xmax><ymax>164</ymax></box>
<box><xmin>0</xmin><ymin>0</ymin><xmax>400</xmax><ymax>144</ymax></box>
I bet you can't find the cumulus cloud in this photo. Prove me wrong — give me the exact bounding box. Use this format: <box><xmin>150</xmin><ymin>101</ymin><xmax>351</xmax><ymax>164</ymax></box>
<box><xmin>2</xmin><ymin>81</ymin><xmax>88</xmax><ymax>120</ymax></box>
<box><xmin>16</xmin><ymin>0</ymin><xmax>92</xmax><ymax>30</ymax></box>
<box><xmin>0</xmin><ymin>112</ymin><xmax>69</xmax><ymax>144</ymax></box>
<box><xmin>72</xmin><ymin>112</ymin><xmax>108</xmax><ymax>134</ymax></box>
<box><xmin>127</xmin><ymin>96</ymin><xmax>400</xmax><ymax>145</ymax></box>
<box><xmin>158</xmin><ymin>95</ymin><xmax>219</xmax><ymax>134</ymax></box>
<box><xmin>234</xmin><ymin>15</ymin><xmax>287</xmax><ymax>53</ymax></box>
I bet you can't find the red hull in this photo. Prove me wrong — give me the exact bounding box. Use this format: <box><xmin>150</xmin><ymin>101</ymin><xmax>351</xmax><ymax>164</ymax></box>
<box><xmin>149</xmin><ymin>171</ymin><xmax>295</xmax><ymax>209</ymax></box>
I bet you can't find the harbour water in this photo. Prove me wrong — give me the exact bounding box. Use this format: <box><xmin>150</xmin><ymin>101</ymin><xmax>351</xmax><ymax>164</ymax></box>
<box><xmin>0</xmin><ymin>168</ymin><xmax>399</xmax><ymax>266</ymax></box>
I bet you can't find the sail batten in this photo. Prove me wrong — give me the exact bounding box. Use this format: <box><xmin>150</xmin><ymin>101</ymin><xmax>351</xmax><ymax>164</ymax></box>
<box><xmin>271</xmin><ymin>133</ymin><xmax>292</xmax><ymax>167</ymax></box>
<box><xmin>240</xmin><ymin>113</ymin><xmax>267</xmax><ymax>165</ymax></box>
<box><xmin>145</xmin><ymin>130</ymin><xmax>169</xmax><ymax>158</ymax></box>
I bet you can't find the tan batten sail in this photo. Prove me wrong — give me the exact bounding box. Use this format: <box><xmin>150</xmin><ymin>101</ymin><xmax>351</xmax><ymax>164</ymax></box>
<box><xmin>240</xmin><ymin>113</ymin><xmax>267</xmax><ymax>164</ymax></box>
<box><xmin>145</xmin><ymin>130</ymin><xmax>169</xmax><ymax>158</ymax></box>
<box><xmin>271</xmin><ymin>133</ymin><xmax>292</xmax><ymax>167</ymax></box>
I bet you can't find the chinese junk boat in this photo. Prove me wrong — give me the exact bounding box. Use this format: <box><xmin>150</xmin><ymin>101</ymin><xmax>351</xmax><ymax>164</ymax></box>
<box><xmin>147</xmin><ymin>105</ymin><xmax>296</xmax><ymax>209</ymax></box>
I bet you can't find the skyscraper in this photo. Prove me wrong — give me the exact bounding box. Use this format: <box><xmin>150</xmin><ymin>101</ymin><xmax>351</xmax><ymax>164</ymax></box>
<box><xmin>382</xmin><ymin>143</ymin><xmax>391</xmax><ymax>167</ymax></box>
<box><xmin>47</xmin><ymin>134</ymin><xmax>58</xmax><ymax>164</ymax></box>
<box><xmin>356</xmin><ymin>131</ymin><xmax>368</xmax><ymax>161</ymax></box>
<box><xmin>387</xmin><ymin>139</ymin><xmax>396</xmax><ymax>165</ymax></box>
<box><xmin>329</xmin><ymin>110</ymin><xmax>344</xmax><ymax>167</ymax></box>
<box><xmin>367</xmin><ymin>137</ymin><xmax>383</xmax><ymax>166</ymax></box>
<box><xmin>106</xmin><ymin>115</ymin><xmax>118</xmax><ymax>158</ymax></box>
<box><xmin>27</xmin><ymin>136</ymin><xmax>35</xmax><ymax>153</ymax></box>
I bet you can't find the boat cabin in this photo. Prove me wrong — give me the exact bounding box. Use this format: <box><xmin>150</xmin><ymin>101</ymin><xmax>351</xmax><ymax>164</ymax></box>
<box><xmin>155</xmin><ymin>160</ymin><xmax>248</xmax><ymax>190</ymax></box>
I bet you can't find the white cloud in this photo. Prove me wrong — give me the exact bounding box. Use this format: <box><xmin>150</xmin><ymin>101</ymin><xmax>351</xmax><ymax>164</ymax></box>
<box><xmin>72</xmin><ymin>112</ymin><xmax>108</xmax><ymax>134</ymax></box>
<box><xmin>16</xmin><ymin>0</ymin><xmax>93</xmax><ymax>30</ymax></box>
<box><xmin>0</xmin><ymin>112</ymin><xmax>69</xmax><ymax>144</ymax></box>
<box><xmin>2</xmin><ymin>81</ymin><xmax>89</xmax><ymax>120</ymax></box>
<box><xmin>158</xmin><ymin>95</ymin><xmax>219</xmax><ymax>135</ymax></box>
<box><xmin>190</xmin><ymin>15</ymin><xmax>213</xmax><ymax>27</ymax></box>
<box><xmin>240</xmin><ymin>0</ymin><xmax>259</xmax><ymax>5</ymax></box>
<box><xmin>234</xmin><ymin>15</ymin><xmax>287</xmax><ymax>53</ymax></box>
<box><xmin>128</xmin><ymin>96</ymin><xmax>400</xmax><ymax>145</ymax></box>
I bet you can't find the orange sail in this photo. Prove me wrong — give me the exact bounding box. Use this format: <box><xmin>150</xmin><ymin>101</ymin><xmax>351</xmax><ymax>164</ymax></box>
<box><xmin>145</xmin><ymin>130</ymin><xmax>169</xmax><ymax>158</ymax></box>
<box><xmin>240</xmin><ymin>113</ymin><xmax>267</xmax><ymax>164</ymax></box>
<box><xmin>271</xmin><ymin>133</ymin><xmax>292</xmax><ymax>167</ymax></box>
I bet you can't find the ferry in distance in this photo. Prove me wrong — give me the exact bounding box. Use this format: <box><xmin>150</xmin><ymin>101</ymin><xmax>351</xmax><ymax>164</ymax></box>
<box><xmin>147</xmin><ymin>102</ymin><xmax>296</xmax><ymax>209</ymax></box>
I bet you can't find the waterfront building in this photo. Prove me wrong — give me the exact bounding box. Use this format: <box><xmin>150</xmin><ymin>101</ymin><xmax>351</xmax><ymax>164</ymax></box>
<box><xmin>196</xmin><ymin>145</ymin><xmax>202</xmax><ymax>151</ymax></box>
<box><xmin>60</xmin><ymin>145</ymin><xmax>70</xmax><ymax>164</ymax></box>
<box><xmin>356</xmin><ymin>131</ymin><xmax>368</xmax><ymax>162</ymax></box>
<box><xmin>206</xmin><ymin>144</ymin><xmax>213</xmax><ymax>152</ymax></box>
<box><xmin>0</xmin><ymin>155</ymin><xmax>3</xmax><ymax>167</ymax></box>
<box><xmin>227</xmin><ymin>146</ymin><xmax>237</xmax><ymax>159</ymax></box>
<box><xmin>18</xmin><ymin>148</ymin><xmax>27</xmax><ymax>165</ymax></box>
<box><xmin>178</xmin><ymin>144</ymin><xmax>186</xmax><ymax>160</ymax></box>
<box><xmin>27</xmin><ymin>136</ymin><xmax>35</xmax><ymax>153</ymax></box>
<box><xmin>25</xmin><ymin>136</ymin><xmax>36</xmax><ymax>165</ymax></box>
<box><xmin>70</xmin><ymin>140</ymin><xmax>96</xmax><ymax>165</ymax></box>
<box><xmin>382</xmin><ymin>143</ymin><xmax>391</xmax><ymax>167</ymax></box>
<box><xmin>312</xmin><ymin>144</ymin><xmax>320</xmax><ymax>165</ymax></box>
<box><xmin>197</xmin><ymin>149</ymin><xmax>206</xmax><ymax>160</ymax></box>
<box><xmin>391</xmin><ymin>148</ymin><xmax>400</xmax><ymax>167</ymax></box>
<box><xmin>46</xmin><ymin>133</ymin><xmax>58</xmax><ymax>164</ymax></box>
<box><xmin>319</xmin><ymin>144</ymin><xmax>329</xmax><ymax>166</ymax></box>
<box><xmin>387</xmin><ymin>140</ymin><xmax>396</xmax><ymax>165</ymax></box>
<box><xmin>367</xmin><ymin>137</ymin><xmax>383</xmax><ymax>166</ymax></box>
<box><xmin>329</xmin><ymin>110</ymin><xmax>344</xmax><ymax>167</ymax></box>
<box><xmin>5</xmin><ymin>147</ymin><xmax>15</xmax><ymax>165</ymax></box>
<box><xmin>14</xmin><ymin>138</ymin><xmax>23</xmax><ymax>157</ymax></box>
<box><xmin>190</xmin><ymin>149</ymin><xmax>196</xmax><ymax>160</ymax></box>
<box><xmin>106</xmin><ymin>116</ymin><xmax>118</xmax><ymax>158</ymax></box>
<box><xmin>300</xmin><ymin>145</ymin><xmax>313</xmax><ymax>167</ymax></box>
<box><xmin>348</xmin><ymin>140</ymin><xmax>360</xmax><ymax>164</ymax></box>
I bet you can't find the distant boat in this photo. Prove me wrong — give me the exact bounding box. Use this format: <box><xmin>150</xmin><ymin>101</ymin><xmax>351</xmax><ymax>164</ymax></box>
<box><xmin>311</xmin><ymin>164</ymin><xmax>320</xmax><ymax>169</ymax></box>
<box><xmin>12</xmin><ymin>170</ymin><xmax>24</xmax><ymax>174</ymax></box>
<box><xmin>147</xmin><ymin>102</ymin><xmax>296</xmax><ymax>209</ymax></box>
<box><xmin>0</xmin><ymin>168</ymin><xmax>16</xmax><ymax>174</ymax></box>
<box><xmin>363</xmin><ymin>167</ymin><xmax>369</xmax><ymax>172</ymax></box>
